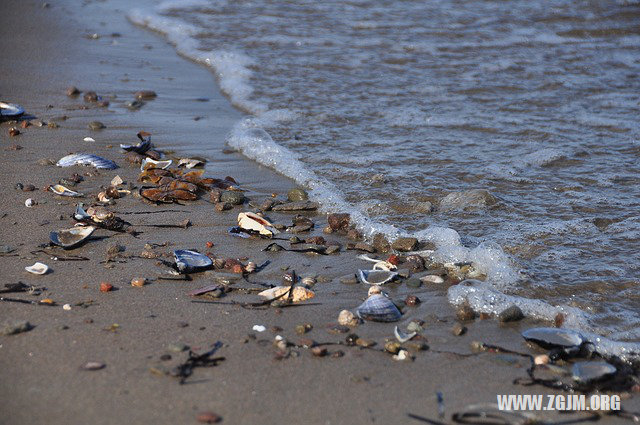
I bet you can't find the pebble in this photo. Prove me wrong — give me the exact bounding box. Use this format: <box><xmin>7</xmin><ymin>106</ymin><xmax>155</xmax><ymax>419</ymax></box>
<box><xmin>349</xmin><ymin>242</ymin><xmax>375</xmax><ymax>253</ymax></box>
<box><xmin>259</xmin><ymin>198</ymin><xmax>279</xmax><ymax>211</ymax></box>
<box><xmin>452</xmin><ymin>323</ymin><xmax>467</xmax><ymax>336</ymax></box>
<box><xmin>287</xmin><ymin>188</ymin><xmax>308</xmax><ymax>202</ymax></box>
<box><xmin>325</xmin><ymin>245</ymin><xmax>341</xmax><ymax>255</ymax></box>
<box><xmin>393</xmin><ymin>349</ymin><xmax>411</xmax><ymax>361</ymax></box>
<box><xmin>439</xmin><ymin>189</ymin><xmax>498</xmax><ymax>212</ymax></box>
<box><xmin>1</xmin><ymin>320</ymin><xmax>32</xmax><ymax>336</ymax></box>
<box><xmin>25</xmin><ymin>198</ymin><xmax>36</xmax><ymax>207</ymax></box>
<box><xmin>9</xmin><ymin>127</ymin><xmax>20</xmax><ymax>137</ymax></box>
<box><xmin>196</xmin><ymin>411</ymin><xmax>222</xmax><ymax>424</ymax></box>
<box><xmin>63</xmin><ymin>304</ymin><xmax>72</xmax><ymax>311</ymax></box>
<box><xmin>88</xmin><ymin>121</ymin><xmax>105</xmax><ymax>130</ymax></box>
<box><xmin>347</xmin><ymin>229</ymin><xmax>362</xmax><ymax>240</ymax></box>
<box><xmin>406</xmin><ymin>321</ymin><xmax>423</xmax><ymax>333</ymax></box>
<box><xmin>252</xmin><ymin>325</ymin><xmax>266</xmax><ymax>332</ymax></box>
<box><xmin>168</xmin><ymin>342</ymin><xmax>189</xmax><ymax>353</ymax></box>
<box><xmin>214</xmin><ymin>202</ymin><xmax>232</xmax><ymax>212</ymax></box>
<box><xmin>420</xmin><ymin>275</ymin><xmax>444</xmax><ymax>284</ymax></box>
<box><xmin>134</xmin><ymin>90</ymin><xmax>157</xmax><ymax>100</ymax></box>
<box><xmin>295</xmin><ymin>324</ymin><xmax>313</xmax><ymax>335</ymax></box>
<box><xmin>404</xmin><ymin>295</ymin><xmax>420</xmax><ymax>306</ymax></box>
<box><xmin>82</xmin><ymin>362</ymin><xmax>106</xmax><ymax>371</ymax></box>
<box><xmin>339</xmin><ymin>275</ymin><xmax>358</xmax><ymax>285</ymax></box>
<box><xmin>220</xmin><ymin>191</ymin><xmax>244</xmax><ymax>205</ymax></box>
<box><xmin>372</xmin><ymin>233</ymin><xmax>391</xmax><ymax>253</ymax></box>
<box><xmin>271</xmin><ymin>201</ymin><xmax>319</xmax><ymax>211</ymax></box>
<box><xmin>311</xmin><ymin>346</ymin><xmax>328</xmax><ymax>357</ymax></box>
<box><xmin>384</xmin><ymin>341</ymin><xmax>401</xmax><ymax>354</ymax></box>
<box><xmin>83</xmin><ymin>91</ymin><xmax>98</xmax><ymax>102</ymax></box>
<box><xmin>498</xmin><ymin>305</ymin><xmax>524</xmax><ymax>322</ymax></box>
<box><xmin>66</xmin><ymin>86</ymin><xmax>81</xmax><ymax>96</ymax></box>
<box><xmin>405</xmin><ymin>278</ymin><xmax>422</xmax><ymax>288</ymax></box>
<box><xmin>100</xmin><ymin>282</ymin><xmax>113</xmax><ymax>292</ymax></box>
<box><xmin>327</xmin><ymin>213</ymin><xmax>350</xmax><ymax>231</ymax></box>
<box><xmin>131</xmin><ymin>278</ymin><xmax>146</xmax><ymax>287</ymax></box>
<box><xmin>338</xmin><ymin>310</ymin><xmax>359</xmax><ymax>327</ymax></box>
<box><xmin>534</xmin><ymin>354</ymin><xmax>550</xmax><ymax>365</ymax></box>
<box><xmin>125</xmin><ymin>99</ymin><xmax>145</xmax><ymax>110</ymax></box>
<box><xmin>391</xmin><ymin>237</ymin><xmax>419</xmax><ymax>252</ymax></box>
<box><xmin>36</xmin><ymin>158</ymin><xmax>55</xmax><ymax>166</ymax></box>
<box><xmin>456</xmin><ymin>304</ymin><xmax>477</xmax><ymax>321</ymax></box>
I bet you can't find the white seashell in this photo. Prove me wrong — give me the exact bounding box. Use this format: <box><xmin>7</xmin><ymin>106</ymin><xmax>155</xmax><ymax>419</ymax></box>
<box><xmin>110</xmin><ymin>175</ymin><xmax>124</xmax><ymax>186</ymax></box>
<box><xmin>140</xmin><ymin>158</ymin><xmax>171</xmax><ymax>171</ymax></box>
<box><xmin>258</xmin><ymin>286</ymin><xmax>315</xmax><ymax>303</ymax></box>
<box><xmin>49</xmin><ymin>184</ymin><xmax>83</xmax><ymax>197</ymax></box>
<box><xmin>358</xmin><ymin>254</ymin><xmax>396</xmax><ymax>271</ymax></box>
<box><xmin>420</xmin><ymin>275</ymin><xmax>444</xmax><ymax>284</ymax></box>
<box><xmin>252</xmin><ymin>325</ymin><xmax>266</xmax><ymax>332</ymax></box>
<box><xmin>238</xmin><ymin>212</ymin><xmax>279</xmax><ymax>237</ymax></box>
<box><xmin>368</xmin><ymin>286</ymin><xmax>383</xmax><ymax>297</ymax></box>
<box><xmin>301</xmin><ymin>276</ymin><xmax>316</xmax><ymax>286</ymax></box>
<box><xmin>83</xmin><ymin>137</ymin><xmax>95</xmax><ymax>142</ymax></box>
<box><xmin>178</xmin><ymin>158</ymin><xmax>205</xmax><ymax>169</ymax></box>
<box><xmin>394</xmin><ymin>326</ymin><xmax>416</xmax><ymax>343</ymax></box>
<box><xmin>338</xmin><ymin>310</ymin><xmax>359</xmax><ymax>327</ymax></box>
<box><xmin>25</xmin><ymin>198</ymin><xmax>36</xmax><ymax>207</ymax></box>
<box><xmin>358</xmin><ymin>269</ymin><xmax>398</xmax><ymax>285</ymax></box>
<box><xmin>25</xmin><ymin>262</ymin><xmax>49</xmax><ymax>275</ymax></box>
<box><xmin>393</xmin><ymin>349</ymin><xmax>410</xmax><ymax>361</ymax></box>
<box><xmin>63</xmin><ymin>304</ymin><xmax>72</xmax><ymax>311</ymax></box>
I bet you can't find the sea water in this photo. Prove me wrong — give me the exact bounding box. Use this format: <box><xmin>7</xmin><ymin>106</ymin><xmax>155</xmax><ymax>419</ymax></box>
<box><xmin>129</xmin><ymin>0</ymin><xmax>640</xmax><ymax>349</ymax></box>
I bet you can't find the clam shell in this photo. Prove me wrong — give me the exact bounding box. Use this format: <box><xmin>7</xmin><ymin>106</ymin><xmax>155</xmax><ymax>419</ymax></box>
<box><xmin>178</xmin><ymin>158</ymin><xmax>205</xmax><ymax>169</ymax></box>
<box><xmin>572</xmin><ymin>361</ymin><xmax>616</xmax><ymax>383</ymax></box>
<box><xmin>258</xmin><ymin>286</ymin><xmax>315</xmax><ymax>303</ymax></box>
<box><xmin>356</xmin><ymin>294</ymin><xmax>402</xmax><ymax>322</ymax></box>
<box><xmin>74</xmin><ymin>204</ymin><xmax>91</xmax><ymax>221</ymax></box>
<box><xmin>0</xmin><ymin>101</ymin><xmax>25</xmax><ymax>119</ymax></box>
<box><xmin>120</xmin><ymin>139</ymin><xmax>151</xmax><ymax>154</ymax></box>
<box><xmin>140</xmin><ymin>158</ymin><xmax>172</xmax><ymax>171</ymax></box>
<box><xmin>238</xmin><ymin>212</ymin><xmax>279</xmax><ymax>237</ymax></box>
<box><xmin>357</xmin><ymin>269</ymin><xmax>398</xmax><ymax>285</ymax></box>
<box><xmin>25</xmin><ymin>262</ymin><xmax>49</xmax><ymax>275</ymax></box>
<box><xmin>57</xmin><ymin>153</ymin><xmax>117</xmax><ymax>170</ymax></box>
<box><xmin>394</xmin><ymin>326</ymin><xmax>417</xmax><ymax>343</ymax></box>
<box><xmin>173</xmin><ymin>249</ymin><xmax>213</xmax><ymax>273</ymax></box>
<box><xmin>50</xmin><ymin>226</ymin><xmax>96</xmax><ymax>249</ymax></box>
<box><xmin>49</xmin><ymin>184</ymin><xmax>83</xmax><ymax>197</ymax></box>
<box><xmin>522</xmin><ymin>327</ymin><xmax>584</xmax><ymax>349</ymax></box>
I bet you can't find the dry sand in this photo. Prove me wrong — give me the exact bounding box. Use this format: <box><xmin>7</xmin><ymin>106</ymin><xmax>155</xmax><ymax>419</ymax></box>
<box><xmin>1</xmin><ymin>1</ymin><xmax>638</xmax><ymax>424</ymax></box>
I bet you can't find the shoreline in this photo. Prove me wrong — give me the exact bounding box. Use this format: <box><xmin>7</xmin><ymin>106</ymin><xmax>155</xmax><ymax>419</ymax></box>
<box><xmin>1</xmin><ymin>1</ymin><xmax>639</xmax><ymax>424</ymax></box>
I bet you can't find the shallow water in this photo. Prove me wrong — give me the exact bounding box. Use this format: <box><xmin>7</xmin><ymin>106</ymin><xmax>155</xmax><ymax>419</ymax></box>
<box><xmin>130</xmin><ymin>0</ymin><xmax>640</xmax><ymax>340</ymax></box>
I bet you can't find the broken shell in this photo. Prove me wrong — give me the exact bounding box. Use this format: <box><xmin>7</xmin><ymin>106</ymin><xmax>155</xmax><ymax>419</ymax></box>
<box><xmin>83</xmin><ymin>137</ymin><xmax>95</xmax><ymax>142</ymax></box>
<box><xmin>120</xmin><ymin>139</ymin><xmax>151</xmax><ymax>154</ymax></box>
<box><xmin>357</xmin><ymin>269</ymin><xmax>398</xmax><ymax>285</ymax></box>
<box><xmin>244</xmin><ymin>261</ymin><xmax>257</xmax><ymax>273</ymax></box>
<box><xmin>356</xmin><ymin>294</ymin><xmax>402</xmax><ymax>322</ymax></box>
<box><xmin>57</xmin><ymin>153</ymin><xmax>117</xmax><ymax>170</ymax></box>
<box><xmin>393</xmin><ymin>349</ymin><xmax>411</xmax><ymax>361</ymax></box>
<box><xmin>97</xmin><ymin>191</ymin><xmax>112</xmax><ymax>203</ymax></box>
<box><xmin>301</xmin><ymin>276</ymin><xmax>316</xmax><ymax>286</ymax></box>
<box><xmin>25</xmin><ymin>198</ymin><xmax>36</xmax><ymax>207</ymax></box>
<box><xmin>0</xmin><ymin>101</ymin><xmax>25</xmax><ymax>120</ymax></box>
<box><xmin>237</xmin><ymin>212</ymin><xmax>279</xmax><ymax>237</ymax></box>
<box><xmin>178</xmin><ymin>158</ymin><xmax>205</xmax><ymax>169</ymax></box>
<box><xmin>140</xmin><ymin>158</ymin><xmax>172</xmax><ymax>171</ymax></box>
<box><xmin>358</xmin><ymin>254</ymin><xmax>397</xmax><ymax>271</ymax></box>
<box><xmin>572</xmin><ymin>361</ymin><xmax>616</xmax><ymax>383</ymax></box>
<box><xmin>338</xmin><ymin>310</ymin><xmax>359</xmax><ymax>327</ymax></box>
<box><xmin>49</xmin><ymin>184</ymin><xmax>83</xmax><ymax>197</ymax></box>
<box><xmin>110</xmin><ymin>175</ymin><xmax>124</xmax><ymax>186</ymax></box>
<box><xmin>50</xmin><ymin>226</ymin><xmax>96</xmax><ymax>249</ymax></box>
<box><xmin>173</xmin><ymin>250</ymin><xmax>213</xmax><ymax>273</ymax></box>
<box><xmin>258</xmin><ymin>286</ymin><xmax>315</xmax><ymax>303</ymax></box>
<box><xmin>394</xmin><ymin>326</ymin><xmax>416</xmax><ymax>343</ymax></box>
<box><xmin>25</xmin><ymin>262</ymin><xmax>49</xmax><ymax>275</ymax></box>
<box><xmin>521</xmin><ymin>327</ymin><xmax>584</xmax><ymax>350</ymax></box>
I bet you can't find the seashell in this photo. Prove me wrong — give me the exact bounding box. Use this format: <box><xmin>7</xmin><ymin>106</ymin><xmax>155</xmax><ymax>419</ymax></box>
<box><xmin>237</xmin><ymin>212</ymin><xmax>279</xmax><ymax>237</ymax></box>
<box><xmin>74</xmin><ymin>204</ymin><xmax>91</xmax><ymax>221</ymax></box>
<box><xmin>50</xmin><ymin>226</ymin><xmax>96</xmax><ymax>249</ymax></box>
<box><xmin>83</xmin><ymin>137</ymin><xmax>95</xmax><ymax>142</ymax></box>
<box><xmin>178</xmin><ymin>158</ymin><xmax>205</xmax><ymax>169</ymax></box>
<box><xmin>57</xmin><ymin>153</ymin><xmax>117</xmax><ymax>170</ymax></box>
<box><xmin>97</xmin><ymin>191</ymin><xmax>112</xmax><ymax>203</ymax></box>
<box><xmin>120</xmin><ymin>139</ymin><xmax>151</xmax><ymax>154</ymax></box>
<box><xmin>110</xmin><ymin>176</ymin><xmax>124</xmax><ymax>186</ymax></box>
<box><xmin>140</xmin><ymin>158</ymin><xmax>172</xmax><ymax>171</ymax></box>
<box><xmin>173</xmin><ymin>249</ymin><xmax>213</xmax><ymax>273</ymax></box>
<box><xmin>25</xmin><ymin>198</ymin><xmax>36</xmax><ymax>207</ymax></box>
<box><xmin>521</xmin><ymin>327</ymin><xmax>584</xmax><ymax>350</ymax></box>
<box><xmin>0</xmin><ymin>101</ymin><xmax>25</xmax><ymax>120</ymax></box>
<box><xmin>572</xmin><ymin>361</ymin><xmax>616</xmax><ymax>383</ymax></box>
<box><xmin>130</xmin><ymin>277</ymin><xmax>146</xmax><ymax>287</ymax></box>
<box><xmin>25</xmin><ymin>262</ymin><xmax>49</xmax><ymax>275</ymax></box>
<box><xmin>356</xmin><ymin>294</ymin><xmax>402</xmax><ymax>322</ymax></box>
<box><xmin>301</xmin><ymin>276</ymin><xmax>316</xmax><ymax>286</ymax></box>
<box><xmin>420</xmin><ymin>275</ymin><xmax>444</xmax><ymax>284</ymax></box>
<box><xmin>86</xmin><ymin>206</ymin><xmax>113</xmax><ymax>222</ymax></box>
<box><xmin>244</xmin><ymin>261</ymin><xmax>257</xmax><ymax>273</ymax></box>
<box><xmin>368</xmin><ymin>286</ymin><xmax>383</xmax><ymax>297</ymax></box>
<box><xmin>394</xmin><ymin>326</ymin><xmax>416</xmax><ymax>343</ymax></box>
<box><xmin>49</xmin><ymin>184</ymin><xmax>83</xmax><ymax>197</ymax></box>
<box><xmin>358</xmin><ymin>254</ymin><xmax>397</xmax><ymax>271</ymax></box>
<box><xmin>357</xmin><ymin>269</ymin><xmax>398</xmax><ymax>285</ymax></box>
<box><xmin>258</xmin><ymin>286</ymin><xmax>315</xmax><ymax>303</ymax></box>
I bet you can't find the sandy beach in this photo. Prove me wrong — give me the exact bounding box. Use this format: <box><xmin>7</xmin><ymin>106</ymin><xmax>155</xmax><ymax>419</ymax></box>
<box><xmin>1</xmin><ymin>1</ymin><xmax>639</xmax><ymax>424</ymax></box>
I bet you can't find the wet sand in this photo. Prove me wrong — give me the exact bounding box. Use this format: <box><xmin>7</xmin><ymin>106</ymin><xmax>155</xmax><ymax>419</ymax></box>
<box><xmin>0</xmin><ymin>1</ymin><xmax>637</xmax><ymax>424</ymax></box>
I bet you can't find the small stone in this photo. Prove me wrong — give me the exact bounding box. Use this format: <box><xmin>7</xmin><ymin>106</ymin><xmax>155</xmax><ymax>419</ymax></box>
<box><xmin>82</xmin><ymin>362</ymin><xmax>106</xmax><ymax>371</ymax></box>
<box><xmin>452</xmin><ymin>323</ymin><xmax>466</xmax><ymax>336</ymax></box>
<box><xmin>23</xmin><ymin>184</ymin><xmax>36</xmax><ymax>192</ymax></box>
<box><xmin>99</xmin><ymin>282</ymin><xmax>113</xmax><ymax>292</ymax></box>
<box><xmin>405</xmin><ymin>278</ymin><xmax>422</xmax><ymax>288</ymax></box>
<box><xmin>66</xmin><ymin>86</ymin><xmax>81</xmax><ymax>96</ymax></box>
<box><xmin>338</xmin><ymin>310</ymin><xmax>359</xmax><ymax>327</ymax></box>
<box><xmin>498</xmin><ymin>305</ymin><xmax>524</xmax><ymax>322</ymax></box>
<box><xmin>196</xmin><ymin>412</ymin><xmax>222</xmax><ymax>424</ymax></box>
<box><xmin>131</xmin><ymin>278</ymin><xmax>146</xmax><ymax>287</ymax></box>
<box><xmin>355</xmin><ymin>338</ymin><xmax>376</xmax><ymax>348</ymax></box>
<box><xmin>220</xmin><ymin>191</ymin><xmax>244</xmax><ymax>205</ymax></box>
<box><xmin>391</xmin><ymin>237</ymin><xmax>418</xmax><ymax>252</ymax></box>
<box><xmin>295</xmin><ymin>324</ymin><xmax>313</xmax><ymax>335</ymax></box>
<box><xmin>20</xmin><ymin>120</ymin><xmax>29</xmax><ymax>129</ymax></box>
<box><xmin>406</xmin><ymin>321</ymin><xmax>423</xmax><ymax>333</ymax></box>
<box><xmin>347</xmin><ymin>229</ymin><xmax>362</xmax><ymax>240</ymax></box>
<box><xmin>83</xmin><ymin>91</ymin><xmax>98</xmax><ymax>102</ymax></box>
<box><xmin>160</xmin><ymin>354</ymin><xmax>172</xmax><ymax>361</ymax></box>
<box><xmin>9</xmin><ymin>128</ymin><xmax>20</xmax><ymax>137</ymax></box>
<box><xmin>534</xmin><ymin>354</ymin><xmax>550</xmax><ymax>365</ymax></box>
<box><xmin>305</xmin><ymin>236</ymin><xmax>325</xmax><ymax>245</ymax></box>
<box><xmin>47</xmin><ymin>121</ymin><xmax>59</xmax><ymax>129</ymax></box>
<box><xmin>311</xmin><ymin>346</ymin><xmax>328</xmax><ymax>357</ymax></box>
<box><xmin>215</xmin><ymin>202</ymin><xmax>232</xmax><ymax>212</ymax></box>
<box><xmin>1</xmin><ymin>320</ymin><xmax>32</xmax><ymax>336</ymax></box>
<box><xmin>327</xmin><ymin>213</ymin><xmax>350</xmax><ymax>231</ymax></box>
<box><xmin>372</xmin><ymin>233</ymin><xmax>391</xmax><ymax>253</ymax></box>
<box><xmin>339</xmin><ymin>275</ymin><xmax>358</xmax><ymax>285</ymax></box>
<box><xmin>325</xmin><ymin>245</ymin><xmax>341</xmax><ymax>255</ymax></box>
<box><xmin>271</xmin><ymin>201</ymin><xmax>318</xmax><ymax>211</ymax></box>
<box><xmin>168</xmin><ymin>342</ymin><xmax>189</xmax><ymax>353</ymax></box>
<box><xmin>125</xmin><ymin>99</ymin><xmax>145</xmax><ymax>110</ymax></box>
<box><xmin>420</xmin><ymin>275</ymin><xmax>444</xmax><ymax>284</ymax></box>
<box><xmin>352</xmin><ymin>242</ymin><xmax>375</xmax><ymax>253</ymax></box>
<box><xmin>323</xmin><ymin>225</ymin><xmax>333</xmax><ymax>234</ymax></box>
<box><xmin>456</xmin><ymin>304</ymin><xmax>476</xmax><ymax>321</ymax></box>
<box><xmin>37</xmin><ymin>158</ymin><xmax>55</xmax><ymax>166</ymax></box>
<box><xmin>134</xmin><ymin>90</ymin><xmax>157</xmax><ymax>100</ymax></box>
<box><xmin>63</xmin><ymin>304</ymin><xmax>72</xmax><ymax>311</ymax></box>
<box><xmin>404</xmin><ymin>295</ymin><xmax>420</xmax><ymax>306</ymax></box>
<box><xmin>287</xmin><ymin>188</ymin><xmax>308</xmax><ymax>202</ymax></box>
<box><xmin>392</xmin><ymin>349</ymin><xmax>411</xmax><ymax>361</ymax></box>
<box><xmin>260</xmin><ymin>198</ymin><xmax>279</xmax><ymax>211</ymax></box>
<box><xmin>384</xmin><ymin>341</ymin><xmax>401</xmax><ymax>354</ymax></box>
<box><xmin>327</xmin><ymin>324</ymin><xmax>350</xmax><ymax>334</ymax></box>
<box><xmin>88</xmin><ymin>121</ymin><xmax>105</xmax><ymax>130</ymax></box>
